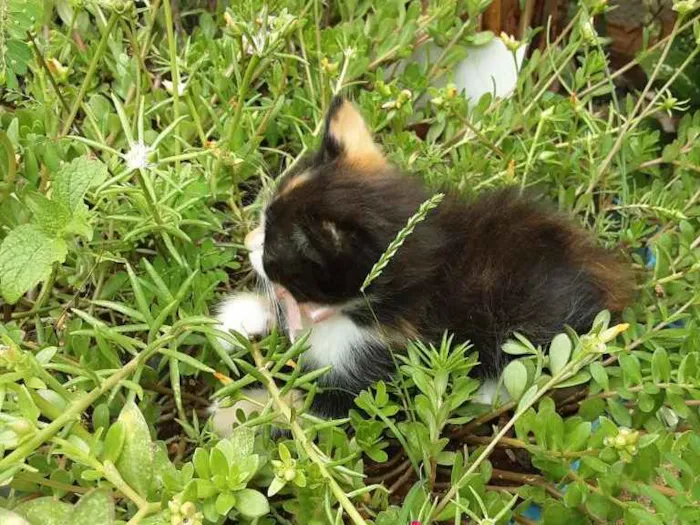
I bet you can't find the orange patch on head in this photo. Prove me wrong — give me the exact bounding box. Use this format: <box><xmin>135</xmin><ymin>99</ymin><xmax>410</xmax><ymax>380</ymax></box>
<box><xmin>277</xmin><ymin>172</ymin><xmax>311</xmax><ymax>197</ymax></box>
<box><xmin>327</xmin><ymin>99</ymin><xmax>387</xmax><ymax>171</ymax></box>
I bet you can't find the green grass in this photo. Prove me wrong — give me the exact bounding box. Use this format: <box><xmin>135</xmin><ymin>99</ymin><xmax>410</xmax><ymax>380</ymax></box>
<box><xmin>1</xmin><ymin>1</ymin><xmax>700</xmax><ymax>524</ymax></box>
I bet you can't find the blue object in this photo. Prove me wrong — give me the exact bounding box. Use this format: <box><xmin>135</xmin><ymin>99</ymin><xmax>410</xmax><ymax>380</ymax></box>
<box><xmin>645</xmin><ymin>246</ymin><xmax>656</xmax><ymax>269</ymax></box>
<box><xmin>522</xmin><ymin>504</ymin><xmax>542</xmax><ymax>521</ymax></box>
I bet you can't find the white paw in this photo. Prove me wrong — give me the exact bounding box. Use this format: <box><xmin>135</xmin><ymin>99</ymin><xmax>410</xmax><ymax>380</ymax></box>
<box><xmin>216</xmin><ymin>293</ymin><xmax>273</xmax><ymax>348</ymax></box>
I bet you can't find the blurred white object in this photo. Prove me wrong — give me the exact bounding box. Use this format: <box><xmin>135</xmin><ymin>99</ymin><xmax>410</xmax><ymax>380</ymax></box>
<box><xmin>453</xmin><ymin>37</ymin><xmax>528</xmax><ymax>102</ymax></box>
<box><xmin>397</xmin><ymin>35</ymin><xmax>528</xmax><ymax>105</ymax></box>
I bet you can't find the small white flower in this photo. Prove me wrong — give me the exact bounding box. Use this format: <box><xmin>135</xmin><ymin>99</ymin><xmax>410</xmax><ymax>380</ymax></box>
<box><xmin>241</xmin><ymin>28</ymin><xmax>267</xmax><ymax>56</ymax></box>
<box><xmin>125</xmin><ymin>142</ymin><xmax>153</xmax><ymax>171</ymax></box>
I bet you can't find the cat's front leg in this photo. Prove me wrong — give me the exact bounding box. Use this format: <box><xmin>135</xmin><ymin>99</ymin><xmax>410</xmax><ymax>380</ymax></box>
<box><xmin>215</xmin><ymin>292</ymin><xmax>275</xmax><ymax>349</ymax></box>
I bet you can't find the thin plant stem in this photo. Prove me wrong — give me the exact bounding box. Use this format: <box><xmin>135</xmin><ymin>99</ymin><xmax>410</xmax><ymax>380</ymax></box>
<box><xmin>140</xmin><ymin>0</ymin><xmax>163</xmax><ymax>61</ymax></box>
<box><xmin>162</xmin><ymin>0</ymin><xmax>181</xmax><ymax>169</ymax></box>
<box><xmin>211</xmin><ymin>54</ymin><xmax>260</xmax><ymax>192</ymax></box>
<box><xmin>431</xmin><ymin>324</ymin><xmax>628</xmax><ymax>519</ymax></box>
<box><xmin>0</xmin><ymin>335</ymin><xmax>174</xmax><ymax>471</ymax></box>
<box><xmin>314</xmin><ymin>0</ymin><xmax>326</xmax><ymax>105</ymax></box>
<box><xmin>61</xmin><ymin>12</ymin><xmax>119</xmax><ymax>136</ymax></box>
<box><xmin>29</xmin><ymin>264</ymin><xmax>58</xmax><ymax>315</ymax></box>
<box><xmin>12</xmin><ymin>472</ymin><xmax>91</xmax><ymax>494</ymax></box>
<box><xmin>578</xmin><ymin>13</ymin><xmax>700</xmax><ymax>100</ymax></box>
<box><xmin>520</xmin><ymin>108</ymin><xmax>550</xmax><ymax>191</ymax></box>
<box><xmin>586</xmin><ymin>16</ymin><xmax>687</xmax><ymax>193</ymax></box>
<box><xmin>427</xmin><ymin>20</ymin><xmax>470</xmax><ymax>81</ymax></box>
<box><xmin>125</xmin><ymin>501</ymin><xmax>162</xmax><ymax>525</ymax></box>
<box><xmin>102</xmin><ymin>460</ymin><xmax>154</xmax><ymax>511</ymax></box>
<box><xmin>26</xmin><ymin>31</ymin><xmax>70</xmax><ymax>113</ymax></box>
<box><xmin>250</xmin><ymin>344</ymin><xmax>368</xmax><ymax>525</ymax></box>
<box><xmin>297</xmin><ymin>26</ymin><xmax>317</xmax><ymax>109</ymax></box>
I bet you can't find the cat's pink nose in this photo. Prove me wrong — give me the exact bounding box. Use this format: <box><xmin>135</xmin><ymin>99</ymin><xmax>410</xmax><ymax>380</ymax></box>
<box><xmin>245</xmin><ymin>227</ymin><xmax>264</xmax><ymax>251</ymax></box>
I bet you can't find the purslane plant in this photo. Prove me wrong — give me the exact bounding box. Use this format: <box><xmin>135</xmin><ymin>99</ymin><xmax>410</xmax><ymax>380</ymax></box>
<box><xmin>0</xmin><ymin>0</ymin><xmax>699</xmax><ymax>523</ymax></box>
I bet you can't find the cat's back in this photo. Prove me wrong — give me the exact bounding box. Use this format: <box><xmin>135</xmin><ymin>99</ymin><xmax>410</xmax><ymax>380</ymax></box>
<box><xmin>429</xmin><ymin>188</ymin><xmax>634</xmax><ymax>347</ymax></box>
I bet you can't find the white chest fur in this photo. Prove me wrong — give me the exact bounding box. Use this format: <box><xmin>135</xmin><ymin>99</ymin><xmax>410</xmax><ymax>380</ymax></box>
<box><xmin>302</xmin><ymin>313</ymin><xmax>379</xmax><ymax>379</ymax></box>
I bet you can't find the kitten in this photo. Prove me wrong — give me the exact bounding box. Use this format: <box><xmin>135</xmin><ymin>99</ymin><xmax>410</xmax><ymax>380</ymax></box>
<box><xmin>210</xmin><ymin>97</ymin><xmax>634</xmax><ymax>436</ymax></box>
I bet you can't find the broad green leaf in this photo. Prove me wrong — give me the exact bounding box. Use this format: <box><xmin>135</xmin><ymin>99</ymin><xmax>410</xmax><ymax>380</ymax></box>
<box><xmin>566</xmin><ymin>421</ymin><xmax>592</xmax><ymax>451</ymax></box>
<box><xmin>589</xmin><ymin>362</ymin><xmax>609</xmax><ymax>390</ymax></box>
<box><xmin>196</xmin><ymin>479</ymin><xmax>217</xmax><ymax>499</ymax></box>
<box><xmin>115</xmin><ymin>401</ymin><xmax>153</xmax><ymax>498</ymax></box>
<box><xmin>278</xmin><ymin>442</ymin><xmax>292</xmax><ymax>463</ymax></box>
<box><xmin>563</xmin><ymin>481</ymin><xmax>586</xmax><ymax>508</ymax></box>
<box><xmin>228</xmin><ymin>426</ymin><xmax>256</xmax><ymax>463</ymax></box>
<box><xmin>0</xmin><ymin>224</ymin><xmax>67</xmax><ymax>303</ymax></box>
<box><xmin>215</xmin><ymin>492</ymin><xmax>237</xmax><ymax>516</ymax></box>
<box><xmin>209</xmin><ymin>448</ymin><xmax>229</xmax><ymax>477</ymax></box>
<box><xmin>678</xmin><ymin>353</ymin><xmax>697</xmax><ymax>384</ymax></box>
<box><xmin>554</xmin><ymin>371</ymin><xmax>591</xmax><ymax>389</ymax></box>
<box><xmin>542</xmin><ymin>502</ymin><xmax>587</xmax><ymax>525</ymax></box>
<box><xmin>26</xmin><ymin>193</ymin><xmax>72</xmax><ymax>235</ymax></box>
<box><xmin>14</xmin><ymin>497</ymin><xmax>73</xmax><ymax>525</ymax></box>
<box><xmin>639</xmin><ymin>433</ymin><xmax>660</xmax><ymax>448</ymax></box>
<box><xmin>581</xmin><ymin>456</ymin><xmax>609</xmax><ymax>473</ymax></box>
<box><xmin>52</xmin><ymin>156</ymin><xmax>107</xmax><ymax>211</ymax></box>
<box><xmin>71</xmin><ymin>490</ymin><xmax>114</xmax><ymax>525</ymax></box>
<box><xmin>375</xmin><ymin>509</ymin><xmax>402</xmax><ymax>525</ymax></box>
<box><xmin>619</xmin><ymin>354</ymin><xmax>642</xmax><ymax>386</ymax></box>
<box><xmin>235</xmin><ymin>489</ymin><xmax>270</xmax><ymax>519</ymax></box>
<box><xmin>638</xmin><ymin>392</ymin><xmax>656</xmax><ymax>412</ymax></box>
<box><xmin>667</xmin><ymin>393</ymin><xmax>690</xmax><ymax>418</ymax></box>
<box><xmin>467</xmin><ymin>30</ymin><xmax>494</xmax><ymax>46</ymax></box>
<box><xmin>92</xmin><ymin>403</ymin><xmax>110</xmax><ymax>431</ymax></box>
<box><xmin>375</xmin><ymin>380</ymin><xmax>388</xmax><ymax>406</ymax></box>
<box><xmin>102</xmin><ymin>421</ymin><xmax>126</xmax><ymax>463</ymax></box>
<box><xmin>64</xmin><ymin>204</ymin><xmax>93</xmax><ymax>240</ymax></box>
<box><xmin>503</xmin><ymin>360</ymin><xmax>528</xmax><ymax>400</ymax></box>
<box><xmin>267</xmin><ymin>476</ymin><xmax>286</xmax><ymax>497</ymax></box>
<box><xmin>606</xmin><ymin>398</ymin><xmax>632</xmax><ymax>427</ymax></box>
<box><xmin>517</xmin><ymin>384</ymin><xmax>539</xmax><ymax>414</ymax></box>
<box><xmin>651</xmin><ymin>348</ymin><xmax>671</xmax><ymax>383</ymax></box>
<box><xmin>501</xmin><ymin>340</ymin><xmax>536</xmax><ymax>355</ymax></box>
<box><xmin>1</xmin><ymin>0</ymin><xmax>44</xmax><ymax>87</ymax></box>
<box><xmin>591</xmin><ymin>310</ymin><xmax>611</xmax><ymax>331</ymax></box>
<box><xmin>636</xmin><ymin>484</ymin><xmax>676</xmax><ymax>517</ymax></box>
<box><xmin>16</xmin><ymin>385</ymin><xmax>40</xmax><ymax>422</ymax></box>
<box><xmin>4</xmin><ymin>0</ymin><xmax>44</xmax><ymax>40</ymax></box>
<box><xmin>139</xmin><ymin>511</ymin><xmax>171</xmax><ymax>525</ymax></box>
<box><xmin>0</xmin><ymin>129</ymin><xmax>16</xmax><ymax>192</ymax></box>
<box><xmin>150</xmin><ymin>442</ymin><xmax>180</xmax><ymax>495</ymax></box>
<box><xmin>193</xmin><ymin>447</ymin><xmax>210</xmax><ymax>479</ymax></box>
<box><xmin>549</xmin><ymin>334</ymin><xmax>572</xmax><ymax>376</ymax></box>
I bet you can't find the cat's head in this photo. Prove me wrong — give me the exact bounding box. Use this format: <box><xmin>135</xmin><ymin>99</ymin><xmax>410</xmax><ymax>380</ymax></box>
<box><xmin>246</xmin><ymin>97</ymin><xmax>429</xmax><ymax>305</ymax></box>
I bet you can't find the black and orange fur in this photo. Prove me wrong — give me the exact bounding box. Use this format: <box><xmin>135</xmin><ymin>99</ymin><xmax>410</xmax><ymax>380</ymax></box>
<box><xmin>257</xmin><ymin>96</ymin><xmax>635</xmax><ymax>417</ymax></box>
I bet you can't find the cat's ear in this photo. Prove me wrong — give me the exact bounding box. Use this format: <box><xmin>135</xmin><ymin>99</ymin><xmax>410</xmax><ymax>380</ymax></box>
<box><xmin>319</xmin><ymin>96</ymin><xmax>387</xmax><ymax>169</ymax></box>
